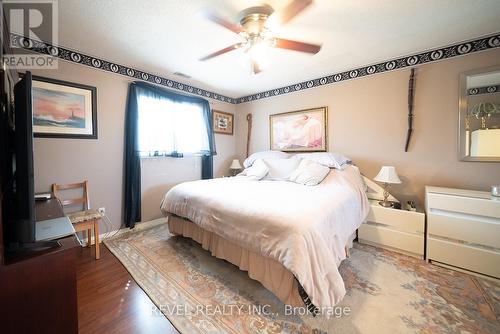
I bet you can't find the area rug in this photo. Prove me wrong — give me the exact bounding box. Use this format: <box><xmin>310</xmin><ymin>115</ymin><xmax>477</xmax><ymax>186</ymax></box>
<box><xmin>105</xmin><ymin>220</ymin><xmax>500</xmax><ymax>334</ymax></box>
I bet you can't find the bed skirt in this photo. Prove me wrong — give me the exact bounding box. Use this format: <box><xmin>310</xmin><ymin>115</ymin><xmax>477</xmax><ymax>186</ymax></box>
<box><xmin>167</xmin><ymin>214</ymin><xmax>305</xmax><ymax>307</ymax></box>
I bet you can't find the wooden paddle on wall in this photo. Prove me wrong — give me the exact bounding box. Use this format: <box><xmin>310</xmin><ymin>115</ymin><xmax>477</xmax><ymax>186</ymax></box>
<box><xmin>405</xmin><ymin>68</ymin><xmax>416</xmax><ymax>152</ymax></box>
<box><xmin>246</xmin><ymin>113</ymin><xmax>252</xmax><ymax>157</ymax></box>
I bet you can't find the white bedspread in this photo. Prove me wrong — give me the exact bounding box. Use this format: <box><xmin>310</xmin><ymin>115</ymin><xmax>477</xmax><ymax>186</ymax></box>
<box><xmin>160</xmin><ymin>165</ymin><xmax>369</xmax><ymax>309</ymax></box>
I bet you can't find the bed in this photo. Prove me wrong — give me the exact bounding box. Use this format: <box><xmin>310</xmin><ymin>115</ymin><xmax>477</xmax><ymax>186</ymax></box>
<box><xmin>160</xmin><ymin>163</ymin><xmax>369</xmax><ymax>311</ymax></box>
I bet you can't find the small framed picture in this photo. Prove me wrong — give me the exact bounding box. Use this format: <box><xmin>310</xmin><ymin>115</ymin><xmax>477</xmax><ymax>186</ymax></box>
<box><xmin>213</xmin><ymin>110</ymin><xmax>234</xmax><ymax>135</ymax></box>
<box><xmin>32</xmin><ymin>75</ymin><xmax>97</xmax><ymax>139</ymax></box>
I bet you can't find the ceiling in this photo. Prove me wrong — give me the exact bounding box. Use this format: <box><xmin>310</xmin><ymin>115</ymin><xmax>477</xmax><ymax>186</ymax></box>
<box><xmin>57</xmin><ymin>0</ymin><xmax>500</xmax><ymax>98</ymax></box>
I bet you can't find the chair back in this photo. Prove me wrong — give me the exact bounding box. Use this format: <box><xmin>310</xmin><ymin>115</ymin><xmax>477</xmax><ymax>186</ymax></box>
<box><xmin>52</xmin><ymin>180</ymin><xmax>90</xmax><ymax>212</ymax></box>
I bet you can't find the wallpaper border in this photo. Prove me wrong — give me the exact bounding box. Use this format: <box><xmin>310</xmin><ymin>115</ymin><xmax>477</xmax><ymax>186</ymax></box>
<box><xmin>9</xmin><ymin>33</ymin><xmax>236</xmax><ymax>104</ymax></box>
<box><xmin>236</xmin><ymin>33</ymin><xmax>500</xmax><ymax>104</ymax></box>
<box><xmin>10</xmin><ymin>32</ymin><xmax>500</xmax><ymax>105</ymax></box>
<box><xmin>468</xmin><ymin>84</ymin><xmax>500</xmax><ymax>96</ymax></box>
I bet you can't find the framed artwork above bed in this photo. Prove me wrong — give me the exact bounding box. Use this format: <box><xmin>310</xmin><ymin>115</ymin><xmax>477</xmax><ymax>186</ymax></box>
<box><xmin>269</xmin><ymin>106</ymin><xmax>328</xmax><ymax>152</ymax></box>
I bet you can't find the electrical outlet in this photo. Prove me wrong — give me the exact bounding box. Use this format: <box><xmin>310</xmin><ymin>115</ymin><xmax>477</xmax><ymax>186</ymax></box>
<box><xmin>98</xmin><ymin>207</ymin><xmax>106</xmax><ymax>214</ymax></box>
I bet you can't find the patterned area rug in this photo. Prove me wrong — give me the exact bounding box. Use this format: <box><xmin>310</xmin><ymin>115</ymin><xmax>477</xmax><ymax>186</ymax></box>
<box><xmin>105</xmin><ymin>220</ymin><xmax>500</xmax><ymax>334</ymax></box>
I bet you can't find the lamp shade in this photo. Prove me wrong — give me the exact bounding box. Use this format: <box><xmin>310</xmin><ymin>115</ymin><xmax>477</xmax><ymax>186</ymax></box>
<box><xmin>229</xmin><ymin>159</ymin><xmax>242</xmax><ymax>170</ymax></box>
<box><xmin>374</xmin><ymin>166</ymin><xmax>402</xmax><ymax>184</ymax></box>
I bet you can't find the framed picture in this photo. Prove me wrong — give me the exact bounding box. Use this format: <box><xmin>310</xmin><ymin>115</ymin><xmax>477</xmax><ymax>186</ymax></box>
<box><xmin>32</xmin><ymin>75</ymin><xmax>97</xmax><ymax>139</ymax></box>
<box><xmin>270</xmin><ymin>106</ymin><xmax>328</xmax><ymax>152</ymax></box>
<box><xmin>212</xmin><ymin>110</ymin><xmax>234</xmax><ymax>135</ymax></box>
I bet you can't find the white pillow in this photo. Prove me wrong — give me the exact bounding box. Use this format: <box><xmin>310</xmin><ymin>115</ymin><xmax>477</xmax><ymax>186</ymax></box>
<box><xmin>295</xmin><ymin>152</ymin><xmax>351</xmax><ymax>170</ymax></box>
<box><xmin>243</xmin><ymin>150</ymin><xmax>290</xmax><ymax>168</ymax></box>
<box><xmin>262</xmin><ymin>157</ymin><xmax>301</xmax><ymax>181</ymax></box>
<box><xmin>238</xmin><ymin>159</ymin><xmax>269</xmax><ymax>180</ymax></box>
<box><xmin>289</xmin><ymin>159</ymin><xmax>330</xmax><ymax>186</ymax></box>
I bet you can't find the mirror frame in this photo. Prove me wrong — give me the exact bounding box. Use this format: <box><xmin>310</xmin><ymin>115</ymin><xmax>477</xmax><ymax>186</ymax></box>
<box><xmin>458</xmin><ymin>65</ymin><xmax>500</xmax><ymax>162</ymax></box>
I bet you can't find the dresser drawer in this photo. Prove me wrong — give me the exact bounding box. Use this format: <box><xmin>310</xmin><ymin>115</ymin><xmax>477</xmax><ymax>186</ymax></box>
<box><xmin>359</xmin><ymin>223</ymin><xmax>424</xmax><ymax>257</ymax></box>
<box><xmin>427</xmin><ymin>193</ymin><xmax>500</xmax><ymax>218</ymax></box>
<box><xmin>427</xmin><ymin>212</ymin><xmax>500</xmax><ymax>249</ymax></box>
<box><xmin>428</xmin><ymin>237</ymin><xmax>500</xmax><ymax>278</ymax></box>
<box><xmin>367</xmin><ymin>205</ymin><xmax>424</xmax><ymax>233</ymax></box>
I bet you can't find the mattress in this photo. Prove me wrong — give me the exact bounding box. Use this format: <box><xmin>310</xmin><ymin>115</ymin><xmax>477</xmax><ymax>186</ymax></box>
<box><xmin>161</xmin><ymin>165</ymin><xmax>369</xmax><ymax>309</ymax></box>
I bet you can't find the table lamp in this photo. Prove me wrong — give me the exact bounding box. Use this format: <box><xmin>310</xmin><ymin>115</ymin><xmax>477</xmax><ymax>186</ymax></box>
<box><xmin>374</xmin><ymin>166</ymin><xmax>401</xmax><ymax>207</ymax></box>
<box><xmin>229</xmin><ymin>159</ymin><xmax>242</xmax><ymax>176</ymax></box>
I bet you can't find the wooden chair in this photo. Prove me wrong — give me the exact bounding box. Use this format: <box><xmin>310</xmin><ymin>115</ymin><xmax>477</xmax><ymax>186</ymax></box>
<box><xmin>52</xmin><ymin>181</ymin><xmax>102</xmax><ymax>260</ymax></box>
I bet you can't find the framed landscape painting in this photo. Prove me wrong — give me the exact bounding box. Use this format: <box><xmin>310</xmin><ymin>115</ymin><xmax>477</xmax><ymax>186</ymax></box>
<box><xmin>212</xmin><ymin>110</ymin><xmax>234</xmax><ymax>135</ymax></box>
<box><xmin>269</xmin><ymin>107</ymin><xmax>328</xmax><ymax>152</ymax></box>
<box><xmin>32</xmin><ymin>76</ymin><xmax>97</xmax><ymax>139</ymax></box>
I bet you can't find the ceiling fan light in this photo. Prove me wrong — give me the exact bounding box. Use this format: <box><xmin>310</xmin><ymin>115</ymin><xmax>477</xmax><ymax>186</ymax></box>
<box><xmin>249</xmin><ymin>42</ymin><xmax>269</xmax><ymax>71</ymax></box>
<box><xmin>201</xmin><ymin>1</ymin><xmax>319</xmax><ymax>73</ymax></box>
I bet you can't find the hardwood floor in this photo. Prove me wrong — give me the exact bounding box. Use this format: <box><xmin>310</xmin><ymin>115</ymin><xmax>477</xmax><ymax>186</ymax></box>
<box><xmin>77</xmin><ymin>244</ymin><xmax>179</xmax><ymax>334</ymax></box>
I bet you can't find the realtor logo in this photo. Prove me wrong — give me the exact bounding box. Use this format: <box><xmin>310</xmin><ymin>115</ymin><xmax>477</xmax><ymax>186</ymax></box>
<box><xmin>2</xmin><ymin>0</ymin><xmax>58</xmax><ymax>69</ymax></box>
<box><xmin>3</xmin><ymin>0</ymin><xmax>58</xmax><ymax>46</ymax></box>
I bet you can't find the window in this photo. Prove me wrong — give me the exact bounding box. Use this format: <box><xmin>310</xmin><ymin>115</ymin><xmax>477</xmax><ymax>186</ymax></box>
<box><xmin>137</xmin><ymin>93</ymin><xmax>211</xmax><ymax>157</ymax></box>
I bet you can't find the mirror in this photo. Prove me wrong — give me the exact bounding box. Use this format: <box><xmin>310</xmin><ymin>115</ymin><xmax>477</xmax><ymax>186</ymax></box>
<box><xmin>459</xmin><ymin>66</ymin><xmax>500</xmax><ymax>162</ymax></box>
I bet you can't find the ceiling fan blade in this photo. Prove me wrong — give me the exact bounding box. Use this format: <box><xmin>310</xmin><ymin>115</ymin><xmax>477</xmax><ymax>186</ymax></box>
<box><xmin>202</xmin><ymin>11</ymin><xmax>243</xmax><ymax>34</ymax></box>
<box><xmin>274</xmin><ymin>38</ymin><xmax>321</xmax><ymax>54</ymax></box>
<box><xmin>199</xmin><ymin>43</ymin><xmax>244</xmax><ymax>61</ymax></box>
<box><xmin>274</xmin><ymin>0</ymin><xmax>313</xmax><ymax>25</ymax></box>
<box><xmin>252</xmin><ymin>60</ymin><xmax>262</xmax><ymax>74</ymax></box>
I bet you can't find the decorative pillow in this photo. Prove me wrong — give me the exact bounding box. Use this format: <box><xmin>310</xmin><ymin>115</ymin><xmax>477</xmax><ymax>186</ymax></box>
<box><xmin>262</xmin><ymin>157</ymin><xmax>301</xmax><ymax>181</ymax></box>
<box><xmin>243</xmin><ymin>150</ymin><xmax>290</xmax><ymax>168</ymax></box>
<box><xmin>238</xmin><ymin>159</ymin><xmax>269</xmax><ymax>180</ymax></box>
<box><xmin>295</xmin><ymin>152</ymin><xmax>351</xmax><ymax>170</ymax></box>
<box><xmin>289</xmin><ymin>159</ymin><xmax>331</xmax><ymax>186</ymax></box>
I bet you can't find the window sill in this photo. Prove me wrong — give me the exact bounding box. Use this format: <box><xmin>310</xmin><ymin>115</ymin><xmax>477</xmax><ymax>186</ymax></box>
<box><xmin>139</xmin><ymin>153</ymin><xmax>206</xmax><ymax>160</ymax></box>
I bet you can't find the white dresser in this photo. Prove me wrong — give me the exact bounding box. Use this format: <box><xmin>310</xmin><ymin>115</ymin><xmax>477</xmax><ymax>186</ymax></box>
<box><xmin>358</xmin><ymin>200</ymin><xmax>425</xmax><ymax>259</ymax></box>
<box><xmin>425</xmin><ymin>186</ymin><xmax>500</xmax><ymax>279</ymax></box>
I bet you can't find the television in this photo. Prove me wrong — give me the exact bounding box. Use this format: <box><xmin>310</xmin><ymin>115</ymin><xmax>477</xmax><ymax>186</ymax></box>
<box><xmin>13</xmin><ymin>71</ymin><xmax>35</xmax><ymax>244</ymax></box>
<box><xmin>2</xmin><ymin>71</ymin><xmax>36</xmax><ymax>247</ymax></box>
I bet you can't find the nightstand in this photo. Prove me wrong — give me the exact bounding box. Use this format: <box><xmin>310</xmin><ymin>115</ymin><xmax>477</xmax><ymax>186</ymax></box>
<box><xmin>358</xmin><ymin>199</ymin><xmax>425</xmax><ymax>259</ymax></box>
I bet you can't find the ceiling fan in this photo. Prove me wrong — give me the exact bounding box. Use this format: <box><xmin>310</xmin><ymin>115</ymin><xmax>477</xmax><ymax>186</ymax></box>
<box><xmin>199</xmin><ymin>0</ymin><xmax>322</xmax><ymax>74</ymax></box>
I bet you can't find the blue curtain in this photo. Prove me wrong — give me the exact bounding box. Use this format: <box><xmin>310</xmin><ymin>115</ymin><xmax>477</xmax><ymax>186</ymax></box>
<box><xmin>123</xmin><ymin>83</ymin><xmax>141</xmax><ymax>228</ymax></box>
<box><xmin>123</xmin><ymin>81</ymin><xmax>216</xmax><ymax>228</ymax></box>
<box><xmin>201</xmin><ymin>97</ymin><xmax>215</xmax><ymax>179</ymax></box>
<box><xmin>201</xmin><ymin>155</ymin><xmax>213</xmax><ymax>179</ymax></box>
